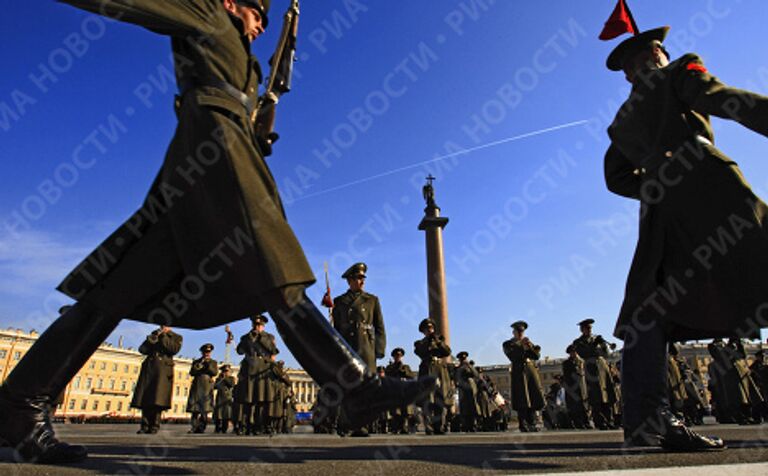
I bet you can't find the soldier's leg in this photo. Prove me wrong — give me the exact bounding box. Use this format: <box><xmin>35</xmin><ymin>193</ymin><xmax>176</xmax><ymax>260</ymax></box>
<box><xmin>138</xmin><ymin>409</ymin><xmax>151</xmax><ymax>434</ymax></box>
<box><xmin>0</xmin><ymin>302</ymin><xmax>120</xmax><ymax>463</ymax></box>
<box><xmin>265</xmin><ymin>288</ymin><xmax>435</xmax><ymax>430</ymax></box>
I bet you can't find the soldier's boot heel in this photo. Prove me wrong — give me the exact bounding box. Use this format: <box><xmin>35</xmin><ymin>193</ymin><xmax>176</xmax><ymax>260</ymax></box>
<box><xmin>268</xmin><ymin>292</ymin><xmax>436</xmax><ymax>430</ymax></box>
<box><xmin>0</xmin><ymin>391</ymin><xmax>87</xmax><ymax>464</ymax></box>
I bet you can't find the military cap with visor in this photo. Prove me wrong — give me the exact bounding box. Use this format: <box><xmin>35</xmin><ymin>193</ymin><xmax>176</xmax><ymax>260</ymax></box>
<box><xmin>391</xmin><ymin>347</ymin><xmax>405</xmax><ymax>358</ymax></box>
<box><xmin>250</xmin><ymin>314</ymin><xmax>269</xmax><ymax>324</ymax></box>
<box><xmin>342</xmin><ymin>262</ymin><xmax>367</xmax><ymax>279</ymax></box>
<box><xmin>456</xmin><ymin>351</ymin><xmax>469</xmax><ymax>360</ymax></box>
<box><xmin>511</xmin><ymin>320</ymin><xmax>528</xmax><ymax>331</ymax></box>
<box><xmin>219</xmin><ymin>364</ymin><xmax>232</xmax><ymax>372</ymax></box>
<box><xmin>606</xmin><ymin>26</ymin><xmax>670</xmax><ymax>71</ymax></box>
<box><xmin>200</xmin><ymin>343</ymin><xmax>214</xmax><ymax>353</ymax></box>
<box><xmin>578</xmin><ymin>318</ymin><xmax>595</xmax><ymax>327</ymax></box>
<box><xmin>418</xmin><ymin>318</ymin><xmax>436</xmax><ymax>333</ymax></box>
<box><xmin>236</xmin><ymin>0</ymin><xmax>271</xmax><ymax>28</ymax></box>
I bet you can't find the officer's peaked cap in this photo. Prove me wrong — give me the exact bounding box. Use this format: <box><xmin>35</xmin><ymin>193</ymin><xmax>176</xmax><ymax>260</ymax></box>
<box><xmin>250</xmin><ymin>314</ymin><xmax>269</xmax><ymax>324</ymax></box>
<box><xmin>457</xmin><ymin>351</ymin><xmax>469</xmax><ymax>359</ymax></box>
<box><xmin>236</xmin><ymin>0</ymin><xmax>271</xmax><ymax>28</ymax></box>
<box><xmin>511</xmin><ymin>320</ymin><xmax>528</xmax><ymax>331</ymax></box>
<box><xmin>606</xmin><ymin>26</ymin><xmax>670</xmax><ymax>71</ymax></box>
<box><xmin>391</xmin><ymin>347</ymin><xmax>405</xmax><ymax>357</ymax></box>
<box><xmin>200</xmin><ymin>343</ymin><xmax>214</xmax><ymax>353</ymax></box>
<box><xmin>342</xmin><ymin>262</ymin><xmax>367</xmax><ymax>279</ymax></box>
<box><xmin>418</xmin><ymin>318</ymin><xmax>436</xmax><ymax>333</ymax></box>
<box><xmin>578</xmin><ymin>318</ymin><xmax>595</xmax><ymax>327</ymax></box>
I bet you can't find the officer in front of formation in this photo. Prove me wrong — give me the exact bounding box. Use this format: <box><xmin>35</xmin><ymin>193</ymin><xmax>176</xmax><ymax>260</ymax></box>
<box><xmin>455</xmin><ymin>351</ymin><xmax>481</xmax><ymax>432</ymax></box>
<box><xmin>414</xmin><ymin>318</ymin><xmax>452</xmax><ymax>435</ymax></box>
<box><xmin>187</xmin><ymin>343</ymin><xmax>218</xmax><ymax>433</ymax></box>
<box><xmin>333</xmin><ymin>262</ymin><xmax>386</xmax><ymax>437</ymax></box>
<box><xmin>572</xmin><ymin>319</ymin><xmax>616</xmax><ymax>430</ymax></box>
<box><xmin>385</xmin><ymin>348</ymin><xmax>417</xmax><ymax>434</ymax></box>
<box><xmin>235</xmin><ymin>314</ymin><xmax>279</xmax><ymax>435</ymax></box>
<box><xmin>131</xmin><ymin>326</ymin><xmax>183</xmax><ymax>435</ymax></box>
<box><xmin>503</xmin><ymin>321</ymin><xmax>545</xmax><ymax>432</ymax></box>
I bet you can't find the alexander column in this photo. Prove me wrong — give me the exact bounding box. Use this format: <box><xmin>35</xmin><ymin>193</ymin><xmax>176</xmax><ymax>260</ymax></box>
<box><xmin>418</xmin><ymin>175</ymin><xmax>451</xmax><ymax>345</ymax></box>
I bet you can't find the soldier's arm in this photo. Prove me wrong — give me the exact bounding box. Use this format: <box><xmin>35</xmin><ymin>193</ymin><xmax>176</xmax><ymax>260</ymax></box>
<box><xmin>206</xmin><ymin>360</ymin><xmax>219</xmax><ymax>376</ymax></box>
<box><xmin>604</xmin><ymin>144</ymin><xmax>640</xmax><ymax>199</ymax></box>
<box><xmin>137</xmin><ymin>337</ymin><xmax>154</xmax><ymax>355</ymax></box>
<box><xmin>58</xmin><ymin>0</ymin><xmax>224</xmax><ymax>37</ymax></box>
<box><xmin>676</xmin><ymin>54</ymin><xmax>768</xmax><ymax>137</ymax></box>
<box><xmin>236</xmin><ymin>335</ymin><xmax>249</xmax><ymax>355</ymax></box>
<box><xmin>502</xmin><ymin>340</ymin><xmax>515</xmax><ymax>362</ymax></box>
<box><xmin>373</xmin><ymin>298</ymin><xmax>386</xmax><ymax>359</ymax></box>
<box><xmin>414</xmin><ymin>340</ymin><xmax>428</xmax><ymax>360</ymax></box>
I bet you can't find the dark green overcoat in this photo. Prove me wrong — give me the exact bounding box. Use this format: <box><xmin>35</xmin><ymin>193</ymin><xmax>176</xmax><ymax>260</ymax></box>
<box><xmin>332</xmin><ymin>290</ymin><xmax>386</xmax><ymax>370</ymax></box>
<box><xmin>605</xmin><ymin>54</ymin><xmax>768</xmax><ymax>341</ymax></box>
<box><xmin>455</xmin><ymin>361</ymin><xmax>481</xmax><ymax>417</ymax></box>
<box><xmin>131</xmin><ymin>330</ymin><xmax>183</xmax><ymax>409</ymax></box>
<box><xmin>186</xmin><ymin>357</ymin><xmax>218</xmax><ymax>413</ymax></box>
<box><xmin>235</xmin><ymin>330</ymin><xmax>278</xmax><ymax>404</ymax></box>
<box><xmin>57</xmin><ymin>0</ymin><xmax>314</xmax><ymax>329</ymax></box>
<box><xmin>572</xmin><ymin>335</ymin><xmax>616</xmax><ymax>406</ymax></box>
<box><xmin>562</xmin><ymin>356</ymin><xmax>588</xmax><ymax>415</ymax></box>
<box><xmin>214</xmin><ymin>375</ymin><xmax>236</xmax><ymax>421</ymax></box>
<box><xmin>502</xmin><ymin>338</ymin><xmax>545</xmax><ymax>412</ymax></box>
<box><xmin>414</xmin><ymin>335</ymin><xmax>452</xmax><ymax>404</ymax></box>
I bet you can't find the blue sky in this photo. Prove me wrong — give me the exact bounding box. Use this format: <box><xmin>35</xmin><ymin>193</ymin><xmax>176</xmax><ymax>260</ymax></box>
<box><xmin>1</xmin><ymin>1</ymin><xmax>767</xmax><ymax>368</ymax></box>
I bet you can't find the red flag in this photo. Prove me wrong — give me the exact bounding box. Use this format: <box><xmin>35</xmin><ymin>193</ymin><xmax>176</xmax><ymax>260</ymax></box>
<box><xmin>599</xmin><ymin>0</ymin><xmax>639</xmax><ymax>40</ymax></box>
<box><xmin>321</xmin><ymin>286</ymin><xmax>334</xmax><ymax>308</ymax></box>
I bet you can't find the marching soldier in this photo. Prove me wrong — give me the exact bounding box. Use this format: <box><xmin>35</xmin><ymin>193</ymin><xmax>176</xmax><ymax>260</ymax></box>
<box><xmin>187</xmin><ymin>344</ymin><xmax>218</xmax><ymax>433</ymax></box>
<box><xmin>385</xmin><ymin>348</ymin><xmax>416</xmax><ymax>434</ymax></box>
<box><xmin>131</xmin><ymin>327</ymin><xmax>183</xmax><ymax>435</ymax></box>
<box><xmin>269</xmin><ymin>360</ymin><xmax>291</xmax><ymax>434</ymax></box>
<box><xmin>572</xmin><ymin>319</ymin><xmax>615</xmax><ymax>430</ymax></box>
<box><xmin>415</xmin><ymin>318</ymin><xmax>452</xmax><ymax>435</ymax></box>
<box><xmin>562</xmin><ymin>345</ymin><xmax>590</xmax><ymax>429</ymax></box>
<box><xmin>214</xmin><ymin>364</ymin><xmax>236</xmax><ymax>433</ymax></box>
<box><xmin>0</xmin><ymin>0</ymin><xmax>433</xmax><ymax>463</ymax></box>
<box><xmin>236</xmin><ymin>315</ymin><xmax>279</xmax><ymax>435</ymax></box>
<box><xmin>601</xmin><ymin>15</ymin><xmax>768</xmax><ymax>448</ymax></box>
<box><xmin>725</xmin><ymin>338</ymin><xmax>763</xmax><ymax>424</ymax></box>
<box><xmin>333</xmin><ymin>262</ymin><xmax>386</xmax><ymax>437</ymax></box>
<box><xmin>455</xmin><ymin>351</ymin><xmax>480</xmax><ymax>432</ymax></box>
<box><xmin>503</xmin><ymin>321</ymin><xmax>545</xmax><ymax>432</ymax></box>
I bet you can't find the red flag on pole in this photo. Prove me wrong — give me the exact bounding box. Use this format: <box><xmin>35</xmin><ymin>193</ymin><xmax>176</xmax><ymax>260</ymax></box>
<box><xmin>599</xmin><ymin>0</ymin><xmax>639</xmax><ymax>40</ymax></box>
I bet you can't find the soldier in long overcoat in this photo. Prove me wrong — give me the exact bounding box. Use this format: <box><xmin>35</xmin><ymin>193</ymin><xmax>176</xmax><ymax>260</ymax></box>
<box><xmin>667</xmin><ymin>344</ymin><xmax>688</xmax><ymax>420</ymax></box>
<box><xmin>414</xmin><ymin>318</ymin><xmax>452</xmax><ymax>435</ymax></box>
<box><xmin>213</xmin><ymin>364</ymin><xmax>236</xmax><ymax>433</ymax></box>
<box><xmin>0</xmin><ymin>0</ymin><xmax>432</xmax><ymax>463</ymax></box>
<box><xmin>187</xmin><ymin>343</ymin><xmax>218</xmax><ymax>433</ymax></box>
<box><xmin>268</xmin><ymin>360</ymin><xmax>291</xmax><ymax>433</ymax></box>
<box><xmin>572</xmin><ymin>319</ymin><xmax>615</xmax><ymax>430</ymax></box>
<box><xmin>601</xmin><ymin>24</ymin><xmax>768</xmax><ymax>449</ymax></box>
<box><xmin>725</xmin><ymin>338</ymin><xmax>763</xmax><ymax>423</ymax></box>
<box><xmin>749</xmin><ymin>350</ymin><xmax>768</xmax><ymax>422</ymax></box>
<box><xmin>503</xmin><ymin>321</ymin><xmax>545</xmax><ymax>432</ymax></box>
<box><xmin>131</xmin><ymin>327</ymin><xmax>183</xmax><ymax>434</ymax></box>
<box><xmin>562</xmin><ymin>345</ymin><xmax>590</xmax><ymax>429</ymax></box>
<box><xmin>454</xmin><ymin>352</ymin><xmax>481</xmax><ymax>432</ymax></box>
<box><xmin>332</xmin><ymin>263</ymin><xmax>386</xmax><ymax>372</ymax></box>
<box><xmin>236</xmin><ymin>314</ymin><xmax>279</xmax><ymax>434</ymax></box>
<box><xmin>385</xmin><ymin>348</ymin><xmax>416</xmax><ymax>434</ymax></box>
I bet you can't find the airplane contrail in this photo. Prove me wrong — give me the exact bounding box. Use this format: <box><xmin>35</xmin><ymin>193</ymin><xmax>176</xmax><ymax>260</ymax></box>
<box><xmin>293</xmin><ymin>119</ymin><xmax>589</xmax><ymax>202</ymax></box>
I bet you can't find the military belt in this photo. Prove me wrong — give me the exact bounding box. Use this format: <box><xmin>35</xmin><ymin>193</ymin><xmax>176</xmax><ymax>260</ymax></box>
<box><xmin>179</xmin><ymin>77</ymin><xmax>258</xmax><ymax>117</ymax></box>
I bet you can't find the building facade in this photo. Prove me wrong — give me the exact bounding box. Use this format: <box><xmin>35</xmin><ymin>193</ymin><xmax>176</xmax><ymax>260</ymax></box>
<box><xmin>0</xmin><ymin>329</ymin><xmax>319</xmax><ymax>421</ymax></box>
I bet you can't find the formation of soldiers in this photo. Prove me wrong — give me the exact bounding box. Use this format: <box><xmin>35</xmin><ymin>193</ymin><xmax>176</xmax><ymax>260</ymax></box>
<box><xmin>130</xmin><ymin>319</ymin><xmax>297</xmax><ymax>435</ymax></box>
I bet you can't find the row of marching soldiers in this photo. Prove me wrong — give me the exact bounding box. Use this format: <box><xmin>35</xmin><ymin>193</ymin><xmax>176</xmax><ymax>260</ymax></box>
<box><xmin>168</xmin><ymin>315</ymin><xmax>296</xmax><ymax>435</ymax></box>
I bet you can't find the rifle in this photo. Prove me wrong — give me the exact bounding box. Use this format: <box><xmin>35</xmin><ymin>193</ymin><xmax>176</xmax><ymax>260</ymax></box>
<box><xmin>253</xmin><ymin>0</ymin><xmax>300</xmax><ymax>153</ymax></box>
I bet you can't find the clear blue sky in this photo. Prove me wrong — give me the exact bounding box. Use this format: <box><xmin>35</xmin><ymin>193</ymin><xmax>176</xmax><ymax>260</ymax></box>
<box><xmin>1</xmin><ymin>1</ymin><xmax>766</xmax><ymax>367</ymax></box>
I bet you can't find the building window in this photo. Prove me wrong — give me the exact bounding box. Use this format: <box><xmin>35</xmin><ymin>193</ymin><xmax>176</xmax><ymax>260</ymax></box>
<box><xmin>174</xmin><ymin>405</ymin><xmax>178</xmax><ymax>413</ymax></box>
<box><xmin>89</xmin><ymin>361</ymin><xmax>96</xmax><ymax>369</ymax></box>
<box><xmin>81</xmin><ymin>400</ymin><xmax>87</xmax><ymax>410</ymax></box>
<box><xmin>97</xmin><ymin>379</ymin><xmax>103</xmax><ymax>389</ymax></box>
<box><xmin>121</xmin><ymin>381</ymin><xmax>127</xmax><ymax>391</ymax></box>
<box><xmin>69</xmin><ymin>400</ymin><xmax>76</xmax><ymax>410</ymax></box>
<box><xmin>113</xmin><ymin>363</ymin><xmax>118</xmax><ymax>372</ymax></box>
<box><xmin>86</xmin><ymin>378</ymin><xmax>92</xmax><ymax>389</ymax></box>
<box><xmin>117</xmin><ymin>402</ymin><xmax>123</xmax><ymax>411</ymax></box>
<box><xmin>124</xmin><ymin>364</ymin><xmax>129</xmax><ymax>373</ymax></box>
<box><xmin>13</xmin><ymin>351</ymin><xmax>21</xmax><ymax>361</ymax></box>
<box><xmin>134</xmin><ymin>366</ymin><xmax>138</xmax><ymax>374</ymax></box>
<box><xmin>110</xmin><ymin>379</ymin><xmax>115</xmax><ymax>390</ymax></box>
<box><xmin>0</xmin><ymin>350</ymin><xmax>6</xmax><ymax>358</ymax></box>
<box><xmin>175</xmin><ymin>386</ymin><xmax>180</xmax><ymax>396</ymax></box>
<box><xmin>184</xmin><ymin>388</ymin><xmax>188</xmax><ymax>397</ymax></box>
<box><xmin>100</xmin><ymin>362</ymin><xmax>106</xmax><ymax>370</ymax></box>
<box><xmin>105</xmin><ymin>401</ymin><xmax>111</xmax><ymax>411</ymax></box>
<box><xmin>92</xmin><ymin>401</ymin><xmax>99</xmax><ymax>411</ymax></box>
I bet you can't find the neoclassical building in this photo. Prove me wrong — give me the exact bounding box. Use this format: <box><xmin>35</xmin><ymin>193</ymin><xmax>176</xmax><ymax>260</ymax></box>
<box><xmin>0</xmin><ymin>328</ymin><xmax>319</xmax><ymax>421</ymax></box>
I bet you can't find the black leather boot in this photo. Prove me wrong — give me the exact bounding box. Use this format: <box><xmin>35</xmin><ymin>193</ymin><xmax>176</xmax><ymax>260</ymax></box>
<box><xmin>268</xmin><ymin>293</ymin><xmax>436</xmax><ymax>430</ymax></box>
<box><xmin>658</xmin><ymin>411</ymin><xmax>725</xmax><ymax>451</ymax></box>
<box><xmin>0</xmin><ymin>302</ymin><xmax>119</xmax><ymax>463</ymax></box>
<box><xmin>0</xmin><ymin>392</ymin><xmax>87</xmax><ymax>464</ymax></box>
